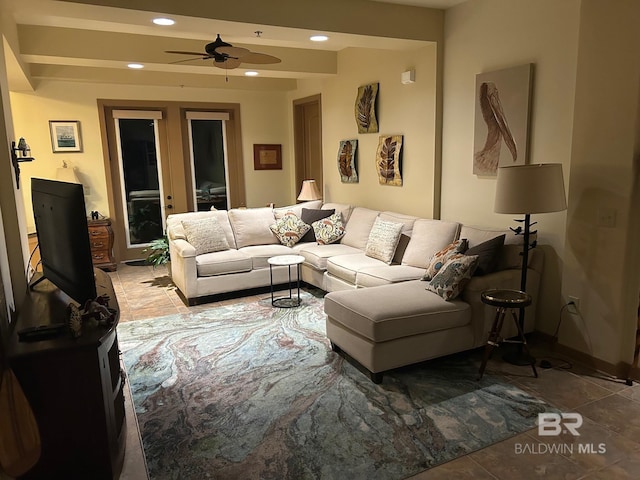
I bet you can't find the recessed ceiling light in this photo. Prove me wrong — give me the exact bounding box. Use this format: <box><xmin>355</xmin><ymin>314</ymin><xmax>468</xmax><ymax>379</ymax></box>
<box><xmin>310</xmin><ymin>35</ymin><xmax>329</xmax><ymax>42</ymax></box>
<box><xmin>153</xmin><ymin>18</ymin><xmax>175</xmax><ymax>26</ymax></box>
<box><xmin>128</xmin><ymin>63</ymin><xmax>144</xmax><ymax>69</ymax></box>
<box><xmin>244</xmin><ymin>71</ymin><xmax>259</xmax><ymax>77</ymax></box>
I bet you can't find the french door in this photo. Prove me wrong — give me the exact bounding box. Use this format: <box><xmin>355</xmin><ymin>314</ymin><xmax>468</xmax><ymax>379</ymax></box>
<box><xmin>99</xmin><ymin>101</ymin><xmax>246</xmax><ymax>263</ymax></box>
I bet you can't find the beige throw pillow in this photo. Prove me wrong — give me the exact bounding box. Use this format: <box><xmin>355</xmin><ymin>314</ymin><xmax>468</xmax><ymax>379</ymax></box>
<box><xmin>364</xmin><ymin>217</ymin><xmax>403</xmax><ymax>264</ymax></box>
<box><xmin>181</xmin><ymin>217</ymin><xmax>230</xmax><ymax>255</ymax></box>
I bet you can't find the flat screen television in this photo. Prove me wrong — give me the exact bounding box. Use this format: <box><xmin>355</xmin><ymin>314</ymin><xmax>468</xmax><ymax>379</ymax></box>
<box><xmin>31</xmin><ymin>178</ymin><xmax>97</xmax><ymax>305</ymax></box>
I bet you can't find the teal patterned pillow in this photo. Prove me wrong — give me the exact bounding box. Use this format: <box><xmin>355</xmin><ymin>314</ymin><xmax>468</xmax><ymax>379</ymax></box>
<box><xmin>269</xmin><ymin>212</ymin><xmax>311</xmax><ymax>247</ymax></box>
<box><xmin>422</xmin><ymin>239</ymin><xmax>469</xmax><ymax>281</ymax></box>
<box><xmin>312</xmin><ymin>213</ymin><xmax>345</xmax><ymax>245</ymax></box>
<box><xmin>426</xmin><ymin>254</ymin><xmax>479</xmax><ymax>301</ymax></box>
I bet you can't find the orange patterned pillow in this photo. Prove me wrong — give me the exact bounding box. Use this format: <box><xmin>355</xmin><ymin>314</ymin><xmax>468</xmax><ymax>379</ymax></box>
<box><xmin>422</xmin><ymin>239</ymin><xmax>468</xmax><ymax>281</ymax></box>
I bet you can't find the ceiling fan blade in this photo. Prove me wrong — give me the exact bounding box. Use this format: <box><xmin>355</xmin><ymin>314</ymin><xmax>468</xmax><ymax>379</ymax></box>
<box><xmin>240</xmin><ymin>52</ymin><xmax>282</xmax><ymax>65</ymax></box>
<box><xmin>169</xmin><ymin>57</ymin><xmax>209</xmax><ymax>64</ymax></box>
<box><xmin>216</xmin><ymin>46</ymin><xmax>251</xmax><ymax>58</ymax></box>
<box><xmin>165</xmin><ymin>50</ymin><xmax>211</xmax><ymax>57</ymax></box>
<box><xmin>213</xmin><ymin>57</ymin><xmax>242</xmax><ymax>70</ymax></box>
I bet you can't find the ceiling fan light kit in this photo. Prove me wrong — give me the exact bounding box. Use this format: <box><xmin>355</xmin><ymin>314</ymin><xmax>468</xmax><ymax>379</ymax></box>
<box><xmin>166</xmin><ymin>34</ymin><xmax>281</xmax><ymax>70</ymax></box>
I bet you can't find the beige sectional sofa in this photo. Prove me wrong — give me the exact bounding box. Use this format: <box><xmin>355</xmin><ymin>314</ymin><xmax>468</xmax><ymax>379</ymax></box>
<box><xmin>166</xmin><ymin>201</ymin><xmax>543</xmax><ymax>382</ymax></box>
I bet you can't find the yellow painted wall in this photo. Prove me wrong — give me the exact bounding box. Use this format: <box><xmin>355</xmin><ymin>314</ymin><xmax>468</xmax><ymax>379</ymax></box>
<box><xmin>10</xmin><ymin>81</ymin><xmax>291</xmax><ymax>233</ymax></box>
<box><xmin>561</xmin><ymin>0</ymin><xmax>640</xmax><ymax>366</ymax></box>
<box><xmin>292</xmin><ymin>45</ymin><xmax>438</xmax><ymax>218</ymax></box>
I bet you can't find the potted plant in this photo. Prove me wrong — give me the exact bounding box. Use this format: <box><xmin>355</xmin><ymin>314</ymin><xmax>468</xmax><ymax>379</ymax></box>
<box><xmin>143</xmin><ymin>235</ymin><xmax>170</xmax><ymax>273</ymax></box>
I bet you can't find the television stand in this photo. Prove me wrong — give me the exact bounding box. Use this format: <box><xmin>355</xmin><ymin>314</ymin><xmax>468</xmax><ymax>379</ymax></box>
<box><xmin>7</xmin><ymin>269</ymin><xmax>126</xmax><ymax>479</ymax></box>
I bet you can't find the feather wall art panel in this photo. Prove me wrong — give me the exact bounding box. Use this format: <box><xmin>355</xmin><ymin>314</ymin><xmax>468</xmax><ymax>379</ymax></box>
<box><xmin>355</xmin><ymin>83</ymin><xmax>379</xmax><ymax>133</ymax></box>
<box><xmin>337</xmin><ymin>139</ymin><xmax>358</xmax><ymax>183</ymax></box>
<box><xmin>376</xmin><ymin>135</ymin><xmax>403</xmax><ymax>186</ymax></box>
<box><xmin>473</xmin><ymin>63</ymin><xmax>533</xmax><ymax>176</ymax></box>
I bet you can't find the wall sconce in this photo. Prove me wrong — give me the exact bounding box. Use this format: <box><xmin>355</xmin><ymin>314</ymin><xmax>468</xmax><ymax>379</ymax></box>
<box><xmin>11</xmin><ymin>137</ymin><xmax>35</xmax><ymax>189</ymax></box>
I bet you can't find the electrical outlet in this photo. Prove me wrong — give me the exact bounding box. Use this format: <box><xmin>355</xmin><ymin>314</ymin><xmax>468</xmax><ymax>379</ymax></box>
<box><xmin>568</xmin><ymin>296</ymin><xmax>580</xmax><ymax>314</ymax></box>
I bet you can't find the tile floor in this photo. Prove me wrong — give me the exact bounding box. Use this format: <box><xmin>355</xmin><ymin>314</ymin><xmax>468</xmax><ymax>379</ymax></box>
<box><xmin>110</xmin><ymin>263</ymin><xmax>640</xmax><ymax>480</ymax></box>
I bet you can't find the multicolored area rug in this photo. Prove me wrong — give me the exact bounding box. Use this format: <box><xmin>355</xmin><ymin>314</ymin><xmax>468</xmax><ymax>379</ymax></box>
<box><xmin>118</xmin><ymin>291</ymin><xmax>555</xmax><ymax>480</ymax></box>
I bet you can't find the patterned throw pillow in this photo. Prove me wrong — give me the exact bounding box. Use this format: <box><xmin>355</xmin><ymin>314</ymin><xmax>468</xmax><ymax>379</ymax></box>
<box><xmin>364</xmin><ymin>217</ymin><xmax>404</xmax><ymax>264</ymax></box>
<box><xmin>312</xmin><ymin>213</ymin><xmax>345</xmax><ymax>245</ymax></box>
<box><xmin>422</xmin><ymin>239</ymin><xmax>469</xmax><ymax>281</ymax></box>
<box><xmin>269</xmin><ymin>212</ymin><xmax>311</xmax><ymax>247</ymax></box>
<box><xmin>425</xmin><ymin>254</ymin><xmax>479</xmax><ymax>301</ymax></box>
<box><xmin>181</xmin><ymin>217</ymin><xmax>230</xmax><ymax>255</ymax></box>
<box><xmin>300</xmin><ymin>208</ymin><xmax>335</xmax><ymax>243</ymax></box>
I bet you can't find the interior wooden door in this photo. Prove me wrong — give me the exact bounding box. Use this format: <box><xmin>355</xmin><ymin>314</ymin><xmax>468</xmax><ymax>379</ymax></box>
<box><xmin>294</xmin><ymin>95</ymin><xmax>323</xmax><ymax>198</ymax></box>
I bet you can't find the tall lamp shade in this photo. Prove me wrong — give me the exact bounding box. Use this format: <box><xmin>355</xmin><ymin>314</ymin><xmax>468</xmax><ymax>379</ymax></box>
<box><xmin>495</xmin><ymin>163</ymin><xmax>567</xmax><ymax>214</ymax></box>
<box><xmin>297</xmin><ymin>179</ymin><xmax>322</xmax><ymax>201</ymax></box>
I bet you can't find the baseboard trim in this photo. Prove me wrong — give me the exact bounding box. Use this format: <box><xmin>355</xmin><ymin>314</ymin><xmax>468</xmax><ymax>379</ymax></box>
<box><xmin>530</xmin><ymin>331</ymin><xmax>637</xmax><ymax>383</ymax></box>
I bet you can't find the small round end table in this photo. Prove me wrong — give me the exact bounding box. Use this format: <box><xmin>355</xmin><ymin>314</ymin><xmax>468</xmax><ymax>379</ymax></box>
<box><xmin>268</xmin><ymin>255</ymin><xmax>305</xmax><ymax>308</ymax></box>
<box><xmin>477</xmin><ymin>289</ymin><xmax>538</xmax><ymax>380</ymax></box>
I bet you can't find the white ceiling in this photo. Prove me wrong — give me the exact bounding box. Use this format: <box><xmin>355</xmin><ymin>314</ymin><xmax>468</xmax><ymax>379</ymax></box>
<box><xmin>4</xmin><ymin>0</ymin><xmax>468</xmax><ymax>91</ymax></box>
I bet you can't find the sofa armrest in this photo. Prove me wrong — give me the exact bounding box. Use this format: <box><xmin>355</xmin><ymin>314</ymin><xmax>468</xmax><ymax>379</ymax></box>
<box><xmin>169</xmin><ymin>238</ymin><xmax>197</xmax><ymax>300</ymax></box>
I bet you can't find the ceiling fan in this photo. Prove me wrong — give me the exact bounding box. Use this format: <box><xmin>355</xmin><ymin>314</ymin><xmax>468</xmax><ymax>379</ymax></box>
<box><xmin>165</xmin><ymin>34</ymin><xmax>281</xmax><ymax>70</ymax></box>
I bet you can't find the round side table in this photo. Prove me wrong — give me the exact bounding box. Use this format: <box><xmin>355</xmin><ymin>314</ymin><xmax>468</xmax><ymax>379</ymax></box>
<box><xmin>477</xmin><ymin>289</ymin><xmax>538</xmax><ymax>380</ymax></box>
<box><xmin>268</xmin><ymin>255</ymin><xmax>305</xmax><ymax>308</ymax></box>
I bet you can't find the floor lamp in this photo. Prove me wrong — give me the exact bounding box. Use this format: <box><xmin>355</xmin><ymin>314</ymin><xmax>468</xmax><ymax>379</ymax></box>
<box><xmin>494</xmin><ymin>163</ymin><xmax>567</xmax><ymax>366</ymax></box>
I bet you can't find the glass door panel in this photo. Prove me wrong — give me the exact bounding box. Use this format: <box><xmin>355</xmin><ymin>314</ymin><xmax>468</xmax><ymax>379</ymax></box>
<box><xmin>188</xmin><ymin>118</ymin><xmax>228</xmax><ymax>211</ymax></box>
<box><xmin>114</xmin><ymin>118</ymin><xmax>164</xmax><ymax>246</ymax></box>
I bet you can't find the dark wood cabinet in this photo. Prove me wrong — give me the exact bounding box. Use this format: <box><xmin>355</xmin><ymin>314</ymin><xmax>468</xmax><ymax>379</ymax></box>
<box><xmin>88</xmin><ymin>218</ymin><xmax>117</xmax><ymax>271</ymax></box>
<box><xmin>7</xmin><ymin>270</ymin><xmax>126</xmax><ymax>479</ymax></box>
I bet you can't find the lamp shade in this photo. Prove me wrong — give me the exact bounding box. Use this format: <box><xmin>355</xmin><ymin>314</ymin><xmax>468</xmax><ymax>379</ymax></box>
<box><xmin>56</xmin><ymin>165</ymin><xmax>81</xmax><ymax>184</ymax></box>
<box><xmin>297</xmin><ymin>179</ymin><xmax>322</xmax><ymax>201</ymax></box>
<box><xmin>494</xmin><ymin>164</ymin><xmax>567</xmax><ymax>214</ymax></box>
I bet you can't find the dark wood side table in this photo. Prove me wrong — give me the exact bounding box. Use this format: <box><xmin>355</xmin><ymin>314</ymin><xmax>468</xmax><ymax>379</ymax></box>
<box><xmin>88</xmin><ymin>218</ymin><xmax>117</xmax><ymax>271</ymax></box>
<box><xmin>477</xmin><ymin>289</ymin><xmax>538</xmax><ymax>380</ymax></box>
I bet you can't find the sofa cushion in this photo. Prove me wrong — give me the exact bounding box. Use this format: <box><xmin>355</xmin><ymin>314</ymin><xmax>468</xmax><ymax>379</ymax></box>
<box><xmin>269</xmin><ymin>212</ymin><xmax>310</xmax><ymax>247</ymax></box>
<box><xmin>327</xmin><ymin>253</ymin><xmax>386</xmax><ymax>284</ymax></box>
<box><xmin>422</xmin><ymin>239</ymin><xmax>469</xmax><ymax>281</ymax></box>
<box><xmin>426</xmin><ymin>254</ymin><xmax>479</xmax><ymax>301</ymax></box>
<box><xmin>167</xmin><ymin>210</ymin><xmax>236</xmax><ymax>248</ymax></box>
<box><xmin>364</xmin><ymin>217</ymin><xmax>403</xmax><ymax>264</ymax></box>
<box><xmin>465</xmin><ymin>234</ymin><xmax>505</xmax><ymax>276</ymax></box>
<box><xmin>401</xmin><ymin>219</ymin><xmax>461</xmax><ymax>269</ymax></box>
<box><xmin>228</xmin><ymin>207</ymin><xmax>279</xmax><ymax>248</ymax></box>
<box><xmin>324</xmin><ymin>280</ymin><xmax>470</xmax><ymax>343</ymax></box>
<box><xmin>295</xmin><ymin>243</ymin><xmax>362</xmax><ymax>270</ymax></box>
<box><xmin>300</xmin><ymin>208</ymin><xmax>334</xmax><ymax>243</ymax></box>
<box><xmin>356</xmin><ymin>265</ymin><xmax>426</xmax><ymax>288</ymax></box>
<box><xmin>322</xmin><ymin>203</ymin><xmax>353</xmax><ymax>223</ymax></box>
<box><xmin>180</xmin><ymin>217</ymin><xmax>230</xmax><ymax>255</ymax></box>
<box><xmin>238</xmin><ymin>244</ymin><xmax>296</xmax><ymax>269</ymax></box>
<box><xmin>312</xmin><ymin>213</ymin><xmax>346</xmax><ymax>245</ymax></box>
<box><xmin>195</xmin><ymin>250</ymin><xmax>252</xmax><ymax>277</ymax></box>
<box><xmin>273</xmin><ymin>199</ymin><xmax>323</xmax><ymax>220</ymax></box>
<box><xmin>341</xmin><ymin>207</ymin><xmax>380</xmax><ymax>249</ymax></box>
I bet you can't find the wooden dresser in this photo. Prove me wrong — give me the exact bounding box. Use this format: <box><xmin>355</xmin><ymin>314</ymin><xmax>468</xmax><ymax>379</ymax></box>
<box><xmin>87</xmin><ymin>218</ymin><xmax>117</xmax><ymax>271</ymax></box>
<box><xmin>8</xmin><ymin>270</ymin><xmax>126</xmax><ymax>479</ymax></box>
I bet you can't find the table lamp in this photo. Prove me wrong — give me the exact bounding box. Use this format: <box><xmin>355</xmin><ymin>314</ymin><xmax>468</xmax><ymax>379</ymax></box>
<box><xmin>297</xmin><ymin>179</ymin><xmax>322</xmax><ymax>202</ymax></box>
<box><xmin>494</xmin><ymin>163</ymin><xmax>567</xmax><ymax>366</ymax></box>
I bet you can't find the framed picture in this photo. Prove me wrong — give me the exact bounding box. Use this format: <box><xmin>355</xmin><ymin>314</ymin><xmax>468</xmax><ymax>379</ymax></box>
<box><xmin>337</xmin><ymin>139</ymin><xmax>358</xmax><ymax>183</ymax></box>
<box><xmin>376</xmin><ymin>135</ymin><xmax>403</xmax><ymax>186</ymax></box>
<box><xmin>355</xmin><ymin>83</ymin><xmax>379</xmax><ymax>134</ymax></box>
<box><xmin>49</xmin><ymin>120</ymin><xmax>82</xmax><ymax>153</ymax></box>
<box><xmin>473</xmin><ymin>63</ymin><xmax>533</xmax><ymax>176</ymax></box>
<box><xmin>253</xmin><ymin>144</ymin><xmax>282</xmax><ymax>170</ymax></box>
